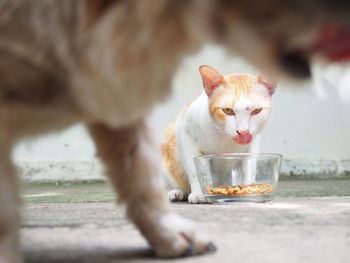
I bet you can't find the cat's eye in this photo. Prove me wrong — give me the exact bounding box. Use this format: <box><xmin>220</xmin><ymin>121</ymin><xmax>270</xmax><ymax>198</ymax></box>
<box><xmin>251</xmin><ymin>108</ymin><xmax>263</xmax><ymax>115</ymax></box>
<box><xmin>222</xmin><ymin>108</ymin><xmax>235</xmax><ymax>116</ymax></box>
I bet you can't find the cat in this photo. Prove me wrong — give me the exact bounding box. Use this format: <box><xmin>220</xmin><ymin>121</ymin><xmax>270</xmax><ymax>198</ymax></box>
<box><xmin>0</xmin><ymin>0</ymin><xmax>349</xmax><ymax>261</ymax></box>
<box><xmin>162</xmin><ymin>65</ymin><xmax>275</xmax><ymax>204</ymax></box>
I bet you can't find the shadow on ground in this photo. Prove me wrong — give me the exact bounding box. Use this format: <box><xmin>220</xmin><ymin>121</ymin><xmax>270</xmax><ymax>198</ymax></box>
<box><xmin>24</xmin><ymin>247</ymin><xmax>154</xmax><ymax>263</ymax></box>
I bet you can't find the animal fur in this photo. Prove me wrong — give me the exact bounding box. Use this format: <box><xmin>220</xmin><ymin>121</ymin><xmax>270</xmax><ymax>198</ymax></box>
<box><xmin>0</xmin><ymin>0</ymin><xmax>349</xmax><ymax>262</ymax></box>
<box><xmin>162</xmin><ymin>66</ymin><xmax>275</xmax><ymax>204</ymax></box>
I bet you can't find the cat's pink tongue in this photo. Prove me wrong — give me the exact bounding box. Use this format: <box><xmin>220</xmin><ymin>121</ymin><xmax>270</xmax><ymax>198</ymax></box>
<box><xmin>234</xmin><ymin>132</ymin><xmax>253</xmax><ymax>145</ymax></box>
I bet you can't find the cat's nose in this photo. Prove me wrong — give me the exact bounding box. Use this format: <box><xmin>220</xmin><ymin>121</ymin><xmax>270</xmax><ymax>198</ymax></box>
<box><xmin>236</xmin><ymin>130</ymin><xmax>250</xmax><ymax>135</ymax></box>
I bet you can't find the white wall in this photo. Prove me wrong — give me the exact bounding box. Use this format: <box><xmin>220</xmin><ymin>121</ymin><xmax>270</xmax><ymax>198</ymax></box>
<box><xmin>14</xmin><ymin>46</ymin><xmax>350</xmax><ymax>166</ymax></box>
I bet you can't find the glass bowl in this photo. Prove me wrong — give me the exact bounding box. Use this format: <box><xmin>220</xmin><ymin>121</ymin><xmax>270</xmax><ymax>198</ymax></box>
<box><xmin>194</xmin><ymin>153</ymin><xmax>282</xmax><ymax>203</ymax></box>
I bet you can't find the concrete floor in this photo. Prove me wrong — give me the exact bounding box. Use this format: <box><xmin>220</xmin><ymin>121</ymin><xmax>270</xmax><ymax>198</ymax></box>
<box><xmin>21</xmin><ymin>179</ymin><xmax>350</xmax><ymax>263</ymax></box>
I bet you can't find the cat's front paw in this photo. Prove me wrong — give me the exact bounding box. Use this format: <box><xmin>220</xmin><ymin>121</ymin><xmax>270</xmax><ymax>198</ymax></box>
<box><xmin>151</xmin><ymin>213</ymin><xmax>216</xmax><ymax>257</ymax></box>
<box><xmin>188</xmin><ymin>192</ymin><xmax>209</xmax><ymax>204</ymax></box>
<box><xmin>168</xmin><ymin>189</ymin><xmax>186</xmax><ymax>202</ymax></box>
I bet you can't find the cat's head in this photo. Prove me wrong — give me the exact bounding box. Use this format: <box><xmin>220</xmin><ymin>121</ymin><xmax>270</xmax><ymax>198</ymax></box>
<box><xmin>199</xmin><ymin>65</ymin><xmax>275</xmax><ymax>145</ymax></box>
<box><xmin>212</xmin><ymin>0</ymin><xmax>350</xmax><ymax>79</ymax></box>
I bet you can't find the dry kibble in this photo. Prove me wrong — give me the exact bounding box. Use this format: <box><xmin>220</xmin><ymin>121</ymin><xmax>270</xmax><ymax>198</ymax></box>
<box><xmin>206</xmin><ymin>183</ymin><xmax>273</xmax><ymax>195</ymax></box>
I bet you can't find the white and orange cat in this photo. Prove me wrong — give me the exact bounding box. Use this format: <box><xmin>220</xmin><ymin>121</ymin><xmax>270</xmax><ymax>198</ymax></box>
<box><xmin>162</xmin><ymin>65</ymin><xmax>276</xmax><ymax>204</ymax></box>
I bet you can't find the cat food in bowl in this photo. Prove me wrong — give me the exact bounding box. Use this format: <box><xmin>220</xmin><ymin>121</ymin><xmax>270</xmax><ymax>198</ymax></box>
<box><xmin>194</xmin><ymin>153</ymin><xmax>282</xmax><ymax>203</ymax></box>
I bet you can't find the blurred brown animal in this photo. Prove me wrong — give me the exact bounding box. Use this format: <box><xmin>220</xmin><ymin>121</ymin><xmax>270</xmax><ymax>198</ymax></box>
<box><xmin>0</xmin><ymin>0</ymin><xmax>349</xmax><ymax>262</ymax></box>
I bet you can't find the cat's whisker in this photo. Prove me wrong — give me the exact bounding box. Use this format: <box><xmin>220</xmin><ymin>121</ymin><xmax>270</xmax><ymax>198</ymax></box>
<box><xmin>210</xmin><ymin>127</ymin><xmax>229</xmax><ymax>135</ymax></box>
<box><xmin>211</xmin><ymin>128</ymin><xmax>233</xmax><ymax>140</ymax></box>
<box><xmin>212</xmin><ymin>131</ymin><xmax>229</xmax><ymax>136</ymax></box>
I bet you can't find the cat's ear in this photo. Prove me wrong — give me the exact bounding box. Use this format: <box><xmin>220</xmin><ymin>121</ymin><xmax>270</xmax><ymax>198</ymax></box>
<box><xmin>199</xmin><ymin>65</ymin><xmax>223</xmax><ymax>96</ymax></box>
<box><xmin>258</xmin><ymin>74</ymin><xmax>276</xmax><ymax>95</ymax></box>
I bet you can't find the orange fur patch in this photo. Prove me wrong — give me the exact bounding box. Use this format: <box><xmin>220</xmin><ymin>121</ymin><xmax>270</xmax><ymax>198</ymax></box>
<box><xmin>162</xmin><ymin>122</ymin><xmax>191</xmax><ymax>193</ymax></box>
<box><xmin>212</xmin><ymin>107</ymin><xmax>226</xmax><ymax>120</ymax></box>
<box><xmin>224</xmin><ymin>74</ymin><xmax>258</xmax><ymax>97</ymax></box>
<box><xmin>178</xmin><ymin>102</ymin><xmax>192</xmax><ymax>120</ymax></box>
<box><xmin>209</xmin><ymin>74</ymin><xmax>259</xmax><ymax>120</ymax></box>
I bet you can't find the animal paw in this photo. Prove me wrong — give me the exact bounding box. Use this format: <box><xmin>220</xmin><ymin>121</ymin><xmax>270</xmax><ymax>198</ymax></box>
<box><xmin>168</xmin><ymin>189</ymin><xmax>186</xmax><ymax>202</ymax></box>
<box><xmin>188</xmin><ymin>192</ymin><xmax>209</xmax><ymax>204</ymax></box>
<box><xmin>151</xmin><ymin>213</ymin><xmax>216</xmax><ymax>257</ymax></box>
